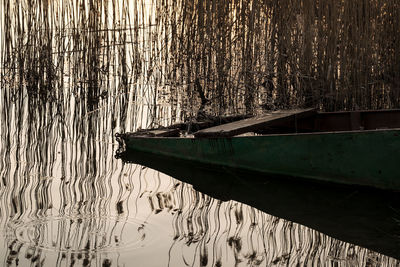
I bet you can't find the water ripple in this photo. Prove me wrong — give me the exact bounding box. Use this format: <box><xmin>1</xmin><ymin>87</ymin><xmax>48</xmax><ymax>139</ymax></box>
<box><xmin>7</xmin><ymin>215</ymin><xmax>158</xmax><ymax>253</ymax></box>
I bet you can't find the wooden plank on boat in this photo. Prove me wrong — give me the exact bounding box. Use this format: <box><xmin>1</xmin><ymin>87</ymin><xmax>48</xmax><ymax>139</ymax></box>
<box><xmin>194</xmin><ymin>108</ymin><xmax>316</xmax><ymax>138</ymax></box>
<box><xmin>168</xmin><ymin>115</ymin><xmax>252</xmax><ymax>132</ymax></box>
<box><xmin>133</xmin><ymin>128</ymin><xmax>180</xmax><ymax>137</ymax></box>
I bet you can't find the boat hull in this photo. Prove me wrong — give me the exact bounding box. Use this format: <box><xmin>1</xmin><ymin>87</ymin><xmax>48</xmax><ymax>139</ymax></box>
<box><xmin>118</xmin><ymin>129</ymin><xmax>400</xmax><ymax>191</ymax></box>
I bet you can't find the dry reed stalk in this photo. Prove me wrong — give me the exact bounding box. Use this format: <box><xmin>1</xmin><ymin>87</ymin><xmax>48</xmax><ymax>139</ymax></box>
<box><xmin>155</xmin><ymin>0</ymin><xmax>400</xmax><ymax>114</ymax></box>
<box><xmin>1</xmin><ymin>0</ymin><xmax>399</xmax><ymax>125</ymax></box>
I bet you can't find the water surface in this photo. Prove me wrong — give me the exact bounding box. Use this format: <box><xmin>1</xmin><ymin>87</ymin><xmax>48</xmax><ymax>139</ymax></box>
<box><xmin>1</xmin><ymin>86</ymin><xmax>399</xmax><ymax>267</ymax></box>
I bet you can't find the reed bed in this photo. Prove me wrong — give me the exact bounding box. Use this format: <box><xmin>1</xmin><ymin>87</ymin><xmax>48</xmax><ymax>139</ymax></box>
<box><xmin>156</xmin><ymin>0</ymin><xmax>400</xmax><ymax>115</ymax></box>
<box><xmin>1</xmin><ymin>0</ymin><xmax>399</xmax><ymax>124</ymax></box>
<box><xmin>1</xmin><ymin>0</ymin><xmax>156</xmax><ymax>130</ymax></box>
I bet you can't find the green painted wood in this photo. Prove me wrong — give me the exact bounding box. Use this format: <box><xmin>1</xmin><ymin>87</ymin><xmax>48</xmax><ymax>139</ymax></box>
<box><xmin>121</xmin><ymin>129</ymin><xmax>400</xmax><ymax>191</ymax></box>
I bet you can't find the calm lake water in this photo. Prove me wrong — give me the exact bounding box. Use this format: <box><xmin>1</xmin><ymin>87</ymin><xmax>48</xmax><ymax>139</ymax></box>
<box><xmin>1</xmin><ymin>83</ymin><xmax>400</xmax><ymax>267</ymax></box>
<box><xmin>1</xmin><ymin>1</ymin><xmax>400</xmax><ymax>266</ymax></box>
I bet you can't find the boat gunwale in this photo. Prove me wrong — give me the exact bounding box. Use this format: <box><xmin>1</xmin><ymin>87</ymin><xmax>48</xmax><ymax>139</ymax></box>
<box><xmin>121</xmin><ymin>127</ymin><xmax>400</xmax><ymax>140</ymax></box>
<box><xmin>117</xmin><ymin>125</ymin><xmax>400</xmax><ymax>192</ymax></box>
<box><xmin>318</xmin><ymin>108</ymin><xmax>400</xmax><ymax>114</ymax></box>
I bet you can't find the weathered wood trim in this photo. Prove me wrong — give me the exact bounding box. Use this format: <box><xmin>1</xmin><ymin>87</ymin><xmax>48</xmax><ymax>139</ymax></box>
<box><xmin>194</xmin><ymin>108</ymin><xmax>316</xmax><ymax>138</ymax></box>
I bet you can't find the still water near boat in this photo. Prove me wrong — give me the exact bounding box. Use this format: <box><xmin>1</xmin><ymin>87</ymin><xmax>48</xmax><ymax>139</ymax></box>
<box><xmin>1</xmin><ymin>83</ymin><xmax>400</xmax><ymax>267</ymax></box>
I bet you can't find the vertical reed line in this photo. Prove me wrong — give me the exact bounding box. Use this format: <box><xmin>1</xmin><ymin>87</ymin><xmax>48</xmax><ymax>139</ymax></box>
<box><xmin>153</xmin><ymin>0</ymin><xmax>400</xmax><ymax>114</ymax></box>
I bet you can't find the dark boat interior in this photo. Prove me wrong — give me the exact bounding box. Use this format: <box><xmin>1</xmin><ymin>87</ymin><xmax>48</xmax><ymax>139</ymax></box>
<box><xmin>127</xmin><ymin>109</ymin><xmax>400</xmax><ymax>138</ymax></box>
<box><xmin>233</xmin><ymin>109</ymin><xmax>400</xmax><ymax>135</ymax></box>
<box><xmin>293</xmin><ymin>109</ymin><xmax>400</xmax><ymax>133</ymax></box>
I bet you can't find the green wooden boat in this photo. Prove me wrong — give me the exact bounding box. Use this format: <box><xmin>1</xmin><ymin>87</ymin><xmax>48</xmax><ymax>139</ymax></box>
<box><xmin>116</xmin><ymin>109</ymin><xmax>400</xmax><ymax>191</ymax></box>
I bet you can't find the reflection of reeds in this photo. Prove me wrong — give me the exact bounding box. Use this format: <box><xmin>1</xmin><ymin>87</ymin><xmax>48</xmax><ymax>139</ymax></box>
<box><xmin>0</xmin><ymin>2</ymin><xmax>154</xmax><ymax>266</ymax></box>
<box><xmin>165</xmin><ymin>184</ymin><xmax>399</xmax><ymax>266</ymax></box>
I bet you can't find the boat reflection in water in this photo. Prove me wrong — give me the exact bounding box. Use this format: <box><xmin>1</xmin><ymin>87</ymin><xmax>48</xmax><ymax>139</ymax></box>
<box><xmin>117</xmin><ymin>148</ymin><xmax>400</xmax><ymax>262</ymax></box>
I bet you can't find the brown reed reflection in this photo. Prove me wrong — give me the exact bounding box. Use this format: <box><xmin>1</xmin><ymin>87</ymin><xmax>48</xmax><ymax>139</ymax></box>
<box><xmin>1</xmin><ymin>87</ymin><xmax>399</xmax><ymax>266</ymax></box>
<box><xmin>165</xmin><ymin>187</ymin><xmax>399</xmax><ymax>266</ymax></box>
<box><xmin>0</xmin><ymin>84</ymin><xmax>151</xmax><ymax>266</ymax></box>
<box><xmin>125</xmin><ymin>152</ymin><xmax>400</xmax><ymax>266</ymax></box>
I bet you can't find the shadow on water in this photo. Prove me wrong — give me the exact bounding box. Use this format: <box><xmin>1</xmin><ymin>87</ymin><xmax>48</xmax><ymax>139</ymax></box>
<box><xmin>117</xmin><ymin>149</ymin><xmax>400</xmax><ymax>261</ymax></box>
